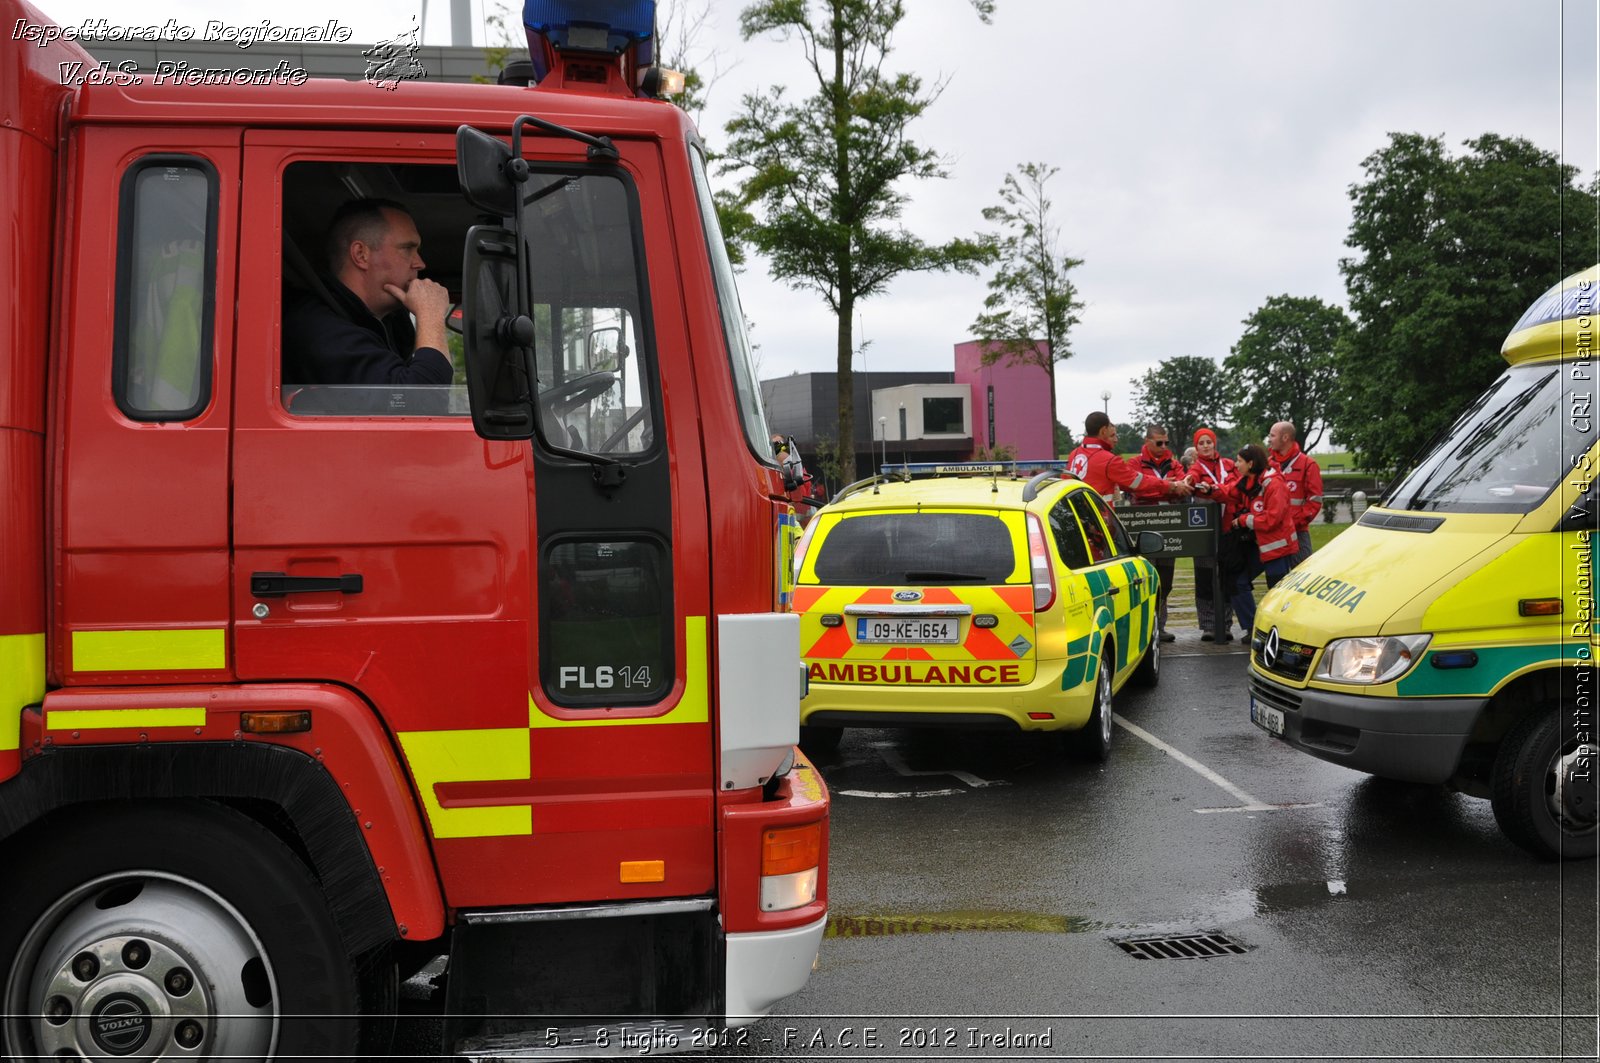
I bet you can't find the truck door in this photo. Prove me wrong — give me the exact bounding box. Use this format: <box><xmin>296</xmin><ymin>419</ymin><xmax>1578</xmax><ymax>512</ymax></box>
<box><xmin>229</xmin><ymin>131</ymin><xmax>716</xmax><ymax>908</ymax></box>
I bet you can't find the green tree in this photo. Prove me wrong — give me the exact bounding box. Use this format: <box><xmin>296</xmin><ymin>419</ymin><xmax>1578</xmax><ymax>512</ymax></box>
<box><xmin>970</xmin><ymin>161</ymin><xmax>1085</xmax><ymax>440</ymax></box>
<box><xmin>721</xmin><ymin>0</ymin><xmax>995</xmax><ymax>479</ymax></box>
<box><xmin>1336</xmin><ymin>132</ymin><xmax>1598</xmax><ymax>472</ymax></box>
<box><xmin>1054</xmin><ymin>420</ymin><xmax>1074</xmax><ymax>457</ymax></box>
<box><xmin>1224</xmin><ymin>294</ymin><xmax>1350</xmax><ymax>450</ymax></box>
<box><xmin>1129</xmin><ymin>356</ymin><xmax>1230</xmax><ymax>452</ymax></box>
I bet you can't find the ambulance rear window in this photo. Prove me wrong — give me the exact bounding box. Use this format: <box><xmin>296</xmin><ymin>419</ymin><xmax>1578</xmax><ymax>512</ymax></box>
<box><xmin>811</xmin><ymin>513</ymin><xmax>1016</xmax><ymax>585</ymax></box>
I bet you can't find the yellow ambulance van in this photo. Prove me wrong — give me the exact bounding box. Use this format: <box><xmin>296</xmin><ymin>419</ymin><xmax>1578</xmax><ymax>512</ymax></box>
<box><xmin>1248</xmin><ymin>265</ymin><xmax>1597</xmax><ymax>860</ymax></box>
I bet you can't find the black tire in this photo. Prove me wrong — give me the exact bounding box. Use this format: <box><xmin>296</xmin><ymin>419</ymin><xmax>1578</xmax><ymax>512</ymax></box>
<box><xmin>799</xmin><ymin>724</ymin><xmax>843</xmax><ymax>757</ymax></box>
<box><xmin>1490</xmin><ymin>710</ymin><xmax>1599</xmax><ymax>860</ymax></box>
<box><xmin>1130</xmin><ymin>628</ymin><xmax>1160</xmax><ymax>688</ymax></box>
<box><xmin>1072</xmin><ymin>648</ymin><xmax>1116</xmax><ymax>762</ymax></box>
<box><xmin>1</xmin><ymin>800</ymin><xmax>362</xmax><ymax>1060</ymax></box>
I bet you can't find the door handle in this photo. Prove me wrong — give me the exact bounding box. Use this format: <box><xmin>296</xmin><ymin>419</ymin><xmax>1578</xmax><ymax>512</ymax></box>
<box><xmin>250</xmin><ymin>572</ymin><xmax>364</xmax><ymax>599</ymax></box>
<box><xmin>1104</xmin><ymin>585</ymin><xmax>1122</xmax><ymax>596</ymax></box>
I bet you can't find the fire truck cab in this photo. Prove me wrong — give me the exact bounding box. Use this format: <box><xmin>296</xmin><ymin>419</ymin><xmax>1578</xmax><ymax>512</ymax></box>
<box><xmin>0</xmin><ymin>0</ymin><xmax>829</xmax><ymax>1057</ymax></box>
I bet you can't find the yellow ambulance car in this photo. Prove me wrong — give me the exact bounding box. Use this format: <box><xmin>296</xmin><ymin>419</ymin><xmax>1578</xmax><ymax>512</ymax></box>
<box><xmin>1248</xmin><ymin>265</ymin><xmax>1598</xmax><ymax>859</ymax></box>
<box><xmin>792</xmin><ymin>464</ymin><xmax>1162</xmax><ymax>761</ymax></box>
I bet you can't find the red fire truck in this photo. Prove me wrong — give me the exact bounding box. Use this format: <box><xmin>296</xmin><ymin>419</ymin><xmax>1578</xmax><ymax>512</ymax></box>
<box><xmin>0</xmin><ymin>0</ymin><xmax>829</xmax><ymax>1056</ymax></box>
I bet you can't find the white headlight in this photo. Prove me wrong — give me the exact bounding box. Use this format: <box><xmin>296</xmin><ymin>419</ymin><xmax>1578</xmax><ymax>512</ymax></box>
<box><xmin>1314</xmin><ymin>634</ymin><xmax>1431</xmax><ymax>685</ymax></box>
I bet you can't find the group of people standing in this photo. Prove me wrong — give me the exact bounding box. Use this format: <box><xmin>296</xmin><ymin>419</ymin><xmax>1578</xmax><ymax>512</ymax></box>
<box><xmin>1065</xmin><ymin>412</ymin><xmax>1323</xmax><ymax>641</ymax></box>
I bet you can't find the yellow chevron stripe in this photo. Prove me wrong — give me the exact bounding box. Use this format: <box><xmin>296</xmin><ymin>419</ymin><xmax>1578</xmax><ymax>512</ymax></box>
<box><xmin>48</xmin><ymin>707</ymin><xmax>207</xmax><ymax>731</ymax></box>
<box><xmin>72</xmin><ymin>629</ymin><xmax>226</xmax><ymax>672</ymax></box>
<box><xmin>396</xmin><ymin>727</ymin><xmax>532</xmax><ymax>839</ymax></box>
<box><xmin>1</xmin><ymin>633</ymin><xmax>45</xmax><ymax>752</ymax></box>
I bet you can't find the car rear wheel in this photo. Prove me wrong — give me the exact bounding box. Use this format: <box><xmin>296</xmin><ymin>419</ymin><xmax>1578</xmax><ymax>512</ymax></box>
<box><xmin>1071</xmin><ymin>648</ymin><xmax>1115</xmax><ymax>762</ymax></box>
<box><xmin>1130</xmin><ymin>629</ymin><xmax>1160</xmax><ymax>688</ymax></box>
<box><xmin>799</xmin><ymin>724</ymin><xmax>843</xmax><ymax>757</ymax></box>
<box><xmin>1490</xmin><ymin>709</ymin><xmax>1598</xmax><ymax>860</ymax></box>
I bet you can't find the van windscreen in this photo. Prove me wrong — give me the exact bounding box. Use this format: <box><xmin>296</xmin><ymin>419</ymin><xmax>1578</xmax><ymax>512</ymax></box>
<box><xmin>811</xmin><ymin>513</ymin><xmax>1016</xmax><ymax>584</ymax></box>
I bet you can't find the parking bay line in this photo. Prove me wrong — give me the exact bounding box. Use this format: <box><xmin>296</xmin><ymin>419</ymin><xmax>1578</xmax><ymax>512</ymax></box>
<box><xmin>1113</xmin><ymin>714</ymin><xmax>1321</xmax><ymax>814</ymax></box>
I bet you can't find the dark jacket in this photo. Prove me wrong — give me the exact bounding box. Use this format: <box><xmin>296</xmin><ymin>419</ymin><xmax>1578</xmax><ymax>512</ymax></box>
<box><xmin>283</xmin><ymin>279</ymin><xmax>452</xmax><ymax>386</ymax></box>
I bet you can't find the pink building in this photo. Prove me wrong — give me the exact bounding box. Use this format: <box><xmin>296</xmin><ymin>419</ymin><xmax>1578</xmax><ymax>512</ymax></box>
<box><xmin>953</xmin><ymin>340</ymin><xmax>1055</xmax><ymax>459</ymax></box>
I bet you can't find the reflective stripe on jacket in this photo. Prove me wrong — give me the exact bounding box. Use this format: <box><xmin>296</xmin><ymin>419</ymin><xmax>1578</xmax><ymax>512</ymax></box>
<box><xmin>1272</xmin><ymin>444</ymin><xmax>1323</xmax><ymax>531</ymax></box>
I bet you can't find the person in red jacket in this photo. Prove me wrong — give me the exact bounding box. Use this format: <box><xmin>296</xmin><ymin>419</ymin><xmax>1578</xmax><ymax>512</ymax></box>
<box><xmin>1268</xmin><ymin>420</ymin><xmax>1323</xmax><ymax>564</ymax></box>
<box><xmin>1066</xmin><ymin>412</ymin><xmax>1190</xmax><ymax>504</ymax></box>
<box><xmin>1129</xmin><ymin>424</ymin><xmax>1189</xmax><ymax>641</ymax></box>
<box><xmin>1185</xmin><ymin>427</ymin><xmax>1237</xmax><ymax>641</ymax></box>
<box><xmin>1210</xmin><ymin>444</ymin><xmax>1296</xmax><ymax>636</ymax></box>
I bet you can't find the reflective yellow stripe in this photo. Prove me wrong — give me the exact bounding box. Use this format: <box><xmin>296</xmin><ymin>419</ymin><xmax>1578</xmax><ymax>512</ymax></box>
<box><xmin>529</xmin><ymin>615</ymin><xmax>710</xmax><ymax>728</ymax></box>
<box><xmin>1</xmin><ymin>633</ymin><xmax>46</xmax><ymax>752</ymax></box>
<box><xmin>72</xmin><ymin>629</ymin><xmax>226</xmax><ymax>672</ymax></box>
<box><xmin>48</xmin><ymin>708</ymin><xmax>207</xmax><ymax>731</ymax></box>
<box><xmin>396</xmin><ymin>727</ymin><xmax>532</xmax><ymax>839</ymax></box>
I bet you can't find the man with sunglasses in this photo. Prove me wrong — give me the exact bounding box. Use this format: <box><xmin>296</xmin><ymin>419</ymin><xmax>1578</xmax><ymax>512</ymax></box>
<box><xmin>1128</xmin><ymin>424</ymin><xmax>1190</xmax><ymax>642</ymax></box>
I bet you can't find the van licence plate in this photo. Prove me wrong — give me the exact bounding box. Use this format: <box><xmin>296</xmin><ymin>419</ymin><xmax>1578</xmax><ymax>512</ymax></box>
<box><xmin>855</xmin><ymin>617</ymin><xmax>959</xmax><ymax>644</ymax></box>
<box><xmin>1250</xmin><ymin>696</ymin><xmax>1285</xmax><ymax>736</ymax></box>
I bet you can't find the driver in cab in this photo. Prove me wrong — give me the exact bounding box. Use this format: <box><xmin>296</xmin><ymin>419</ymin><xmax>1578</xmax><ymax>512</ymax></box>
<box><xmin>284</xmin><ymin>198</ymin><xmax>455</xmax><ymax>386</ymax></box>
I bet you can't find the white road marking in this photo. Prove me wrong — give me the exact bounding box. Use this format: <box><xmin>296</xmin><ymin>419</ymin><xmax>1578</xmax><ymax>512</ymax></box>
<box><xmin>836</xmin><ymin>788</ymin><xmax>966</xmax><ymax>799</ymax></box>
<box><xmin>1113</xmin><ymin>714</ymin><xmax>1318</xmax><ymax>813</ymax></box>
<box><xmin>874</xmin><ymin>743</ymin><xmax>1006</xmax><ymax>788</ymax></box>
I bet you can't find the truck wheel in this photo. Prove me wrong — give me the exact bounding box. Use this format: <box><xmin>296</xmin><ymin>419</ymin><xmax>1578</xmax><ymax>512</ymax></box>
<box><xmin>1130</xmin><ymin>629</ymin><xmax>1160</xmax><ymax>688</ymax></box>
<box><xmin>1</xmin><ymin>801</ymin><xmax>361</xmax><ymax>1060</ymax></box>
<box><xmin>1490</xmin><ymin>710</ymin><xmax>1599</xmax><ymax>860</ymax></box>
<box><xmin>1072</xmin><ymin>648</ymin><xmax>1116</xmax><ymax>762</ymax></box>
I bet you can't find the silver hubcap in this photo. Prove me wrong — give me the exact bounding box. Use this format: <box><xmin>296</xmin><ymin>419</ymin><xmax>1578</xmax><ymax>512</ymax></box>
<box><xmin>1098</xmin><ymin>657</ymin><xmax>1113</xmax><ymax>748</ymax></box>
<box><xmin>8</xmin><ymin>873</ymin><xmax>277</xmax><ymax>1061</ymax></box>
<box><xmin>1551</xmin><ymin>743</ymin><xmax>1599</xmax><ymax>834</ymax></box>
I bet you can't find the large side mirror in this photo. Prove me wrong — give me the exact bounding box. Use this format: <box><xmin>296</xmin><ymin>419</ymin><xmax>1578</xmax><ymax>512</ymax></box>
<box><xmin>460</xmin><ymin>224</ymin><xmax>536</xmax><ymax>440</ymax></box>
<box><xmin>1135</xmin><ymin>530</ymin><xmax>1166</xmax><ymax>556</ymax></box>
<box><xmin>456</xmin><ymin>125</ymin><xmax>518</xmax><ymax>216</ymax></box>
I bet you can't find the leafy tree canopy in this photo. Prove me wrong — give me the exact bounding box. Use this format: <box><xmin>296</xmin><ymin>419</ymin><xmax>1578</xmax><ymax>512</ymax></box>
<box><xmin>721</xmin><ymin>0</ymin><xmax>995</xmax><ymax>479</ymax></box>
<box><xmin>1129</xmin><ymin>356</ymin><xmax>1230</xmax><ymax>453</ymax></box>
<box><xmin>1224</xmin><ymin>294</ymin><xmax>1351</xmax><ymax>450</ymax></box>
<box><xmin>970</xmin><ymin>161</ymin><xmax>1085</xmax><ymax>435</ymax></box>
<box><xmin>1336</xmin><ymin>132</ymin><xmax>1598</xmax><ymax>472</ymax></box>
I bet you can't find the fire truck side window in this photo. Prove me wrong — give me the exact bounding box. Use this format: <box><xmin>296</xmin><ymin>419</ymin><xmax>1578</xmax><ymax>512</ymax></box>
<box><xmin>542</xmin><ymin>539</ymin><xmax>672</xmax><ymax>705</ymax></box>
<box><xmin>113</xmin><ymin>158</ymin><xmax>217</xmax><ymax>421</ymax></box>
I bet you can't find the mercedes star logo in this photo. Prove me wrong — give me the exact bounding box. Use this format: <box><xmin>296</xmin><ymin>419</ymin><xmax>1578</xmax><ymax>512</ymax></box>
<box><xmin>1263</xmin><ymin>627</ymin><xmax>1281</xmax><ymax>670</ymax></box>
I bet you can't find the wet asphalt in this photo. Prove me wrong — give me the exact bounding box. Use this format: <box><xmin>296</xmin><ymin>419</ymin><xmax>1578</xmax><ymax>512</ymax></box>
<box><xmin>723</xmin><ymin>645</ymin><xmax>1599</xmax><ymax>1062</ymax></box>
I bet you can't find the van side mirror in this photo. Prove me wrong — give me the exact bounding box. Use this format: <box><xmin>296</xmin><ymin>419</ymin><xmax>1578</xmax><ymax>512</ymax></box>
<box><xmin>460</xmin><ymin>224</ymin><xmax>536</xmax><ymax>440</ymax></box>
<box><xmin>1135</xmin><ymin>530</ymin><xmax>1165</xmax><ymax>555</ymax></box>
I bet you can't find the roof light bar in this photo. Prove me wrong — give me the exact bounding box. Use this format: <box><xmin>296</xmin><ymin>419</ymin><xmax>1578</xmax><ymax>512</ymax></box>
<box><xmin>523</xmin><ymin>0</ymin><xmax>656</xmax><ymax>54</ymax></box>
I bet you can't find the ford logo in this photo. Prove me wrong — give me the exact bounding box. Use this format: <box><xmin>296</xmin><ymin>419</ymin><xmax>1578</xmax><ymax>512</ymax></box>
<box><xmin>892</xmin><ymin>590</ymin><xmax>922</xmax><ymax>602</ymax></box>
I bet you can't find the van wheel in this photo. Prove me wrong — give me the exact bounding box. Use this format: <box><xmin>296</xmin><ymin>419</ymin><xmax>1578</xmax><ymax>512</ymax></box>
<box><xmin>799</xmin><ymin>725</ymin><xmax>843</xmax><ymax>757</ymax></box>
<box><xmin>1130</xmin><ymin>629</ymin><xmax>1160</xmax><ymax>688</ymax></box>
<box><xmin>1072</xmin><ymin>648</ymin><xmax>1116</xmax><ymax>762</ymax></box>
<box><xmin>1490</xmin><ymin>710</ymin><xmax>1598</xmax><ymax>860</ymax></box>
<box><xmin>1</xmin><ymin>801</ymin><xmax>363</xmax><ymax>1060</ymax></box>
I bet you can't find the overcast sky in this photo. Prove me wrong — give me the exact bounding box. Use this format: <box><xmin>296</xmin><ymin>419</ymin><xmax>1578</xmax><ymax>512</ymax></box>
<box><xmin>39</xmin><ymin>0</ymin><xmax>1600</xmax><ymax>430</ymax></box>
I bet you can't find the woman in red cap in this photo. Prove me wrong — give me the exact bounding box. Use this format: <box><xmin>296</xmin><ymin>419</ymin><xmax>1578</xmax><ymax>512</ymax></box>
<box><xmin>1209</xmin><ymin>444</ymin><xmax>1297</xmax><ymax>638</ymax></box>
<box><xmin>1186</xmin><ymin>427</ymin><xmax>1237</xmax><ymax>640</ymax></box>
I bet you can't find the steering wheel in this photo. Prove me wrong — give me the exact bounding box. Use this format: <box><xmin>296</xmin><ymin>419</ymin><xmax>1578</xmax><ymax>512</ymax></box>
<box><xmin>539</xmin><ymin>371</ymin><xmax>615</xmax><ymax>417</ymax></box>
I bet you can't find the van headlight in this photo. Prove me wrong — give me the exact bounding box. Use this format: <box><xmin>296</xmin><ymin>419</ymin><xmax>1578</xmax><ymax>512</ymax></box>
<box><xmin>1314</xmin><ymin>634</ymin><xmax>1431</xmax><ymax>685</ymax></box>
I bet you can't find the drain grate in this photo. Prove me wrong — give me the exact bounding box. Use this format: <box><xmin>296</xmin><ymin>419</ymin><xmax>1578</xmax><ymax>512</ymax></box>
<box><xmin>1115</xmin><ymin>932</ymin><xmax>1247</xmax><ymax>959</ymax></box>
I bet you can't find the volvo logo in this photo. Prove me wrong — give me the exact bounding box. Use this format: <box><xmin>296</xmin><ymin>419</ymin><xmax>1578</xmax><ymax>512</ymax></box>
<box><xmin>1262</xmin><ymin>627</ymin><xmax>1282</xmax><ymax>670</ymax></box>
<box><xmin>91</xmin><ymin>995</ymin><xmax>152</xmax><ymax>1056</ymax></box>
<box><xmin>892</xmin><ymin>590</ymin><xmax>922</xmax><ymax>602</ymax></box>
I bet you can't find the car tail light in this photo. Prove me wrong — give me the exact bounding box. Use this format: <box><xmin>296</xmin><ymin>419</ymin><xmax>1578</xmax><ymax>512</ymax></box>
<box><xmin>760</xmin><ymin>822</ymin><xmax>822</xmax><ymax>911</ymax></box>
<box><xmin>1026</xmin><ymin>513</ymin><xmax>1056</xmax><ymax>611</ymax></box>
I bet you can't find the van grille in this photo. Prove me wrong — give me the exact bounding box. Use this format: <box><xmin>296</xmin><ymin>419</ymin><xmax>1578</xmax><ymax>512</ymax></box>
<box><xmin>1250</xmin><ymin>630</ymin><xmax>1318</xmax><ymax>682</ymax></box>
<box><xmin>1250</xmin><ymin>675</ymin><xmax>1301</xmax><ymax>714</ymax></box>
